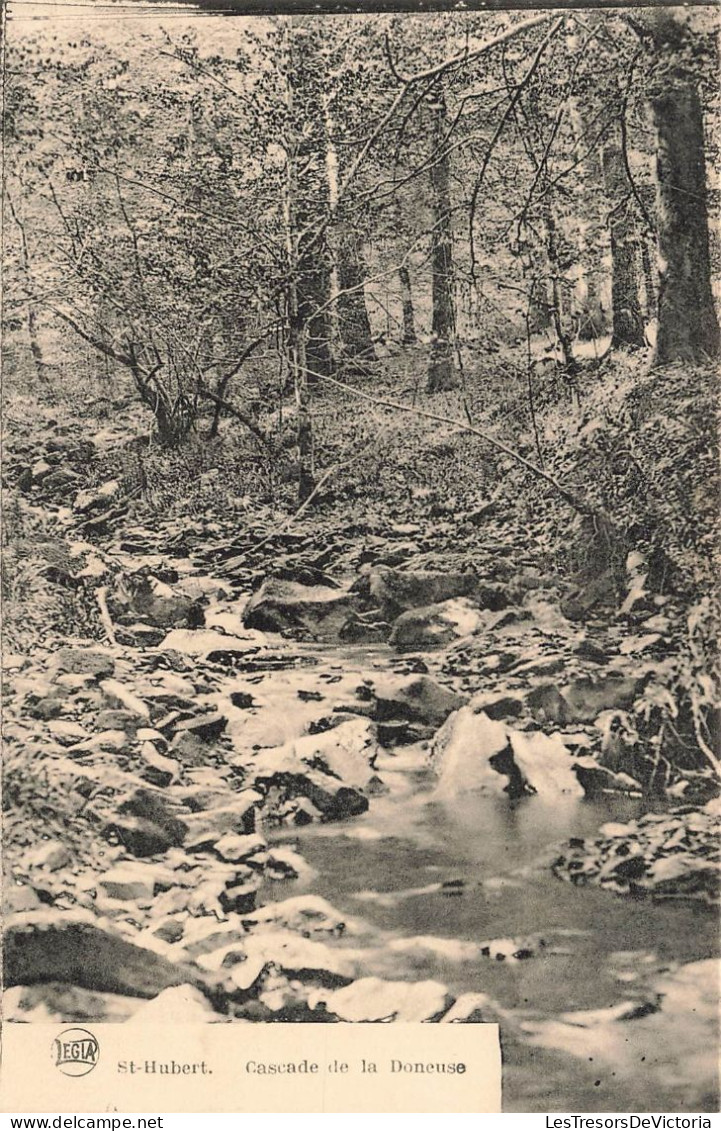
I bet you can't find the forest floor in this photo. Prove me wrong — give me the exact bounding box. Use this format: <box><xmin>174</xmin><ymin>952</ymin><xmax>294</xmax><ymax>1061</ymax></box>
<box><xmin>2</xmin><ymin>339</ymin><xmax>719</xmax><ymax>1111</ymax></box>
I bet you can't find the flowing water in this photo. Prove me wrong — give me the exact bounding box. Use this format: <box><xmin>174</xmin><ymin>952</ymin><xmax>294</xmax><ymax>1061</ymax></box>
<box><xmin>220</xmin><ymin>639</ymin><xmax>719</xmax><ymax>1112</ymax></box>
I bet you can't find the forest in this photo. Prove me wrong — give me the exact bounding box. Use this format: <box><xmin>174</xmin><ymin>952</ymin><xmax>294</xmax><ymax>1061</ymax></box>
<box><xmin>2</xmin><ymin>0</ymin><xmax>720</xmax><ymax>1114</ymax></box>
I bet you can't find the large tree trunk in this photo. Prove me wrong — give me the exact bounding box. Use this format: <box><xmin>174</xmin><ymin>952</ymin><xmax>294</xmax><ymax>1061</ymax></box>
<box><xmin>644</xmin><ymin>11</ymin><xmax>720</xmax><ymax>365</ymax></box>
<box><xmin>601</xmin><ymin>121</ymin><xmax>646</xmax><ymax>350</ymax></box>
<box><xmin>398</xmin><ymin>265</ymin><xmax>417</xmax><ymax>345</ymax></box>
<box><xmin>650</xmin><ymin>83</ymin><xmax>720</xmax><ymax>363</ymax></box>
<box><xmin>426</xmin><ymin>89</ymin><xmax>458</xmax><ymax>393</ymax></box>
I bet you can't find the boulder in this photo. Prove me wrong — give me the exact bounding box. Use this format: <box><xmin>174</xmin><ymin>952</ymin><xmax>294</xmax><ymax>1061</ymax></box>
<box><xmin>240</xmin><ymin>930</ymin><xmax>356</xmax><ymax>987</ymax></box>
<box><xmin>389</xmin><ymin>599</ymin><xmax>486</xmax><ymax>651</ymax></box>
<box><xmin>112</xmin><ymin>574</ymin><xmax>205</xmax><ymax>630</ymax></box>
<box><xmin>214</xmin><ymin>833</ymin><xmax>267</xmax><ymax>864</ymax></box>
<box><xmin>160</xmin><ymin>628</ymin><xmax>265</xmax><ymax>658</ymax></box>
<box><xmin>52</xmin><ymin>648</ymin><xmax>115</xmax><ymax>681</ymax></box>
<box><xmin>4</xmin><ymin>910</ymin><xmax>207</xmax><ymax>998</ymax></box>
<box><xmin>172</xmin><ymin>712</ymin><xmax>228</xmax><ymax>742</ymax></box>
<box><xmin>99</xmin><ymin>679</ymin><xmax>150</xmax><ymax>720</ymax></box>
<box><xmin>73</xmin><ymin>480</ymin><xmax>121</xmax><ymax>515</ymax></box>
<box><xmin>129</xmin><ymin>985</ymin><xmax>224</xmax><ymax>1023</ymax></box>
<box><xmin>508</xmin><ymin>732</ymin><xmax>583</xmax><ymax>798</ymax></box>
<box><xmin>312</xmin><ymin>977</ymin><xmax>452</xmax><ymax>1022</ymax></box>
<box><xmin>25</xmin><ymin>841</ymin><xmax>72</xmax><ymax>872</ymax></box>
<box><xmin>106</xmin><ymin>788</ymin><xmax>189</xmax><ymax>855</ymax></box>
<box><xmin>430</xmin><ymin>708</ymin><xmax>510</xmax><ymax>797</ymax></box>
<box><xmin>243</xmin><ymin>578</ymin><xmax>360</xmax><ymax>641</ymax></box>
<box><xmin>103</xmin><ymin>817</ymin><xmax>183</xmax><ymax>858</ymax></box>
<box><xmin>563</xmin><ymin>674</ymin><xmax>640</xmax><ymax>723</ymax></box>
<box><xmin>355</xmin><ymin>566</ymin><xmax>504</xmax><ymax>621</ymax></box>
<box><xmin>573</xmin><ymin>757</ymin><xmax>643</xmax><ymax>797</ymax></box>
<box><xmin>182</xmin><ymin>790</ymin><xmax>262</xmax><ymax>849</ymax></box>
<box><xmin>431</xmin><ymin>707</ymin><xmax>582</xmax><ymax>798</ymax></box>
<box><xmin>367</xmin><ymin>674</ymin><xmax>467</xmax><ymax>729</ymax></box>
<box><xmin>253</xmin><ymin>718</ymin><xmax>378</xmax><ymax>791</ymax></box>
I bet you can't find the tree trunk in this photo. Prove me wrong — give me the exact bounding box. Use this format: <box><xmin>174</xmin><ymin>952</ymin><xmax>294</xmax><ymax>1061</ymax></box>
<box><xmin>398</xmin><ymin>265</ymin><xmax>417</xmax><ymax>344</ymax></box>
<box><xmin>543</xmin><ymin>203</ymin><xmax>578</xmax><ymax>376</ymax></box>
<box><xmin>568</xmin><ymin>103</ymin><xmax>609</xmax><ymax>342</ymax></box>
<box><xmin>6</xmin><ymin>189</ymin><xmax>53</xmax><ymax>395</ymax></box>
<box><xmin>650</xmin><ymin>80</ymin><xmax>720</xmax><ymax>363</ymax></box>
<box><xmin>601</xmin><ymin>122</ymin><xmax>646</xmax><ymax>350</ymax></box>
<box><xmin>426</xmin><ymin>89</ymin><xmax>458</xmax><ymax>393</ymax></box>
<box><xmin>335</xmin><ymin>226</ymin><xmax>376</xmax><ymax>360</ymax></box>
<box><xmin>640</xmin><ymin>237</ymin><xmax>657</xmax><ymax>323</ymax></box>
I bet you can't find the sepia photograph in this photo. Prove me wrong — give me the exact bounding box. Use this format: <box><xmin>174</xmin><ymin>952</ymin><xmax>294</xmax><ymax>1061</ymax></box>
<box><xmin>1</xmin><ymin>0</ymin><xmax>719</xmax><ymax>1114</ymax></box>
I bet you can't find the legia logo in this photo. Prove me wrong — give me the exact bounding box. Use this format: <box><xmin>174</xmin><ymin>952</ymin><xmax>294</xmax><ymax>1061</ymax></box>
<box><xmin>53</xmin><ymin>1028</ymin><xmax>100</xmax><ymax>1077</ymax></box>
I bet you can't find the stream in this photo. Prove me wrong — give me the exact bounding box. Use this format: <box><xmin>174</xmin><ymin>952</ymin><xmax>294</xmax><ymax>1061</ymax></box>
<box><xmin>212</xmin><ymin>636</ymin><xmax>719</xmax><ymax>1112</ymax></box>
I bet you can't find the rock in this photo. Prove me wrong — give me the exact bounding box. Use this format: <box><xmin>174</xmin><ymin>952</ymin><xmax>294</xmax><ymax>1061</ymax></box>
<box><xmin>430</xmin><ymin>709</ymin><xmax>510</xmax><ymax>796</ymax></box>
<box><xmin>468</xmin><ymin>694</ymin><xmax>524</xmax><ymax>721</ymax></box>
<box><xmin>221</xmin><ymin>881</ymin><xmax>259</xmax><ymax>915</ymax></box>
<box><xmin>95</xmin><ymin>709</ymin><xmax>142</xmax><ymax>734</ymax></box>
<box><xmin>172</xmin><ymin>712</ymin><xmax>228</xmax><ymax>742</ymax></box>
<box><xmin>25</xmin><ymin>841</ymin><xmax>72</xmax><ymax>872</ymax></box>
<box><xmin>525</xmin><ymin>684</ymin><xmax>570</xmax><ymax>725</ymax></box>
<box><xmin>560</xmin><ymin>570</ymin><xmax>617</xmax><ymax>621</ymax></box>
<box><xmin>52</xmin><ymin>648</ymin><xmax>115</xmax><ymax>681</ymax></box>
<box><xmin>129</xmin><ymin>985</ymin><xmax>223</xmax><ymax>1022</ymax></box>
<box><xmin>160</xmin><ymin>628</ymin><xmax>265</xmax><ymax>658</ymax></box>
<box><xmin>389</xmin><ymin>598</ymin><xmax>486</xmax><ymax>651</ymax></box>
<box><xmin>266</xmin><ymin>847</ymin><xmax>316</xmax><ymax>882</ymax></box>
<box><xmin>241</xmin><ymin>931</ymin><xmax>356</xmax><ymax>986</ymax></box>
<box><xmin>355</xmin><ymin>566</ymin><xmax>503</xmax><ymax>621</ymax></box>
<box><xmin>271</xmin><ymin>775</ymin><xmax>368</xmax><ymax>823</ymax></box>
<box><xmin>73</xmin><ymin>479</ymin><xmax>121</xmax><ymax>515</ymax></box>
<box><xmin>312</xmin><ymin>977</ymin><xmax>452</xmax><ymax>1022</ymax></box>
<box><xmin>106</xmin><ymin>789</ymin><xmax>189</xmax><ymax>855</ymax></box>
<box><xmin>97</xmin><ymin>868</ymin><xmax>155</xmax><ymax>902</ymax></box>
<box><xmin>441</xmin><ymin>993</ymin><xmax>492</xmax><ymax>1023</ymax></box>
<box><xmin>2</xmin><ymin>982</ymin><xmax>141</xmax><ymax>1024</ymax></box>
<box><xmin>369</xmin><ymin>674</ymin><xmax>467</xmax><ymax>728</ymax></box>
<box><xmin>138</xmin><ymin>741</ymin><xmax>179</xmax><ymax>787</ymax></box>
<box><xmin>116</xmin><ymin>624</ymin><xmax>168</xmax><ymax>648</ymax></box>
<box><xmin>247</xmin><ymin>894</ymin><xmax>351</xmax><ymax>937</ymax></box>
<box><xmin>285</xmin><ymin>798</ymin><xmax>323</xmax><ymax>826</ymax></box>
<box><xmin>99</xmin><ymin>679</ymin><xmax>150</xmax><ymax>719</ymax></box>
<box><xmin>182</xmin><ymin>790</ymin><xmax>262</xmax><ymax>848</ymax></box>
<box><xmin>508</xmin><ymin>732</ymin><xmax>583</xmax><ymax>798</ymax></box>
<box><xmin>338</xmin><ymin>615</ymin><xmax>391</xmax><ymax>644</ymax></box>
<box><xmin>118</xmin><ymin>787</ymin><xmax>187</xmax><ymax>831</ymax></box>
<box><xmin>564</xmin><ymin>674</ymin><xmax>641</xmax><ymax>723</ymax></box>
<box><xmin>113</xmin><ymin>574</ymin><xmax>206</xmax><ymax>630</ymax></box>
<box><xmin>4</xmin><ymin>882</ymin><xmax>42</xmax><ymax>914</ymax></box>
<box><xmin>254</xmin><ymin>718</ymin><xmax>378</xmax><ymax>792</ymax></box>
<box><xmin>243</xmin><ymin>578</ymin><xmax>360</xmax><ymax>641</ymax></box>
<box><xmin>215</xmin><ymin>833</ymin><xmax>267</xmax><ymax>863</ymax></box>
<box><xmin>4</xmin><ymin>910</ymin><xmax>206</xmax><ymax>999</ymax></box>
<box><xmin>230</xmin><ymin>691</ymin><xmax>255</xmax><ymax>709</ymax></box>
<box><xmin>573</xmin><ymin>757</ymin><xmax>643</xmax><ymax>797</ymax></box>
<box><xmin>103</xmin><ymin>817</ymin><xmax>181</xmax><ymax>858</ymax></box>
<box><xmin>169</xmin><ymin>732</ymin><xmax>209</xmax><ymax>766</ymax></box>
<box><xmin>25</xmin><ymin>695</ymin><xmax>65</xmax><ymax>721</ymax></box>
<box><xmin>47</xmin><ymin>719</ymin><xmax>91</xmax><ymax>746</ymax></box>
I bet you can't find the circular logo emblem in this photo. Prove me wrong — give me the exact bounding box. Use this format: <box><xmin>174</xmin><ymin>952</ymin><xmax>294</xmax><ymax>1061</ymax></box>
<box><xmin>53</xmin><ymin>1028</ymin><xmax>100</xmax><ymax>1077</ymax></box>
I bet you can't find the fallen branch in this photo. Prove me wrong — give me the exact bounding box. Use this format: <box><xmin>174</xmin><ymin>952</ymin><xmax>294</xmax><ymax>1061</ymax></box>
<box><xmin>220</xmin><ymin>422</ymin><xmax>396</xmax><ymax>575</ymax></box>
<box><xmin>198</xmin><ymin>388</ymin><xmax>274</xmax><ymax>451</ymax></box>
<box><xmin>95</xmin><ymin>586</ymin><xmax>118</xmax><ymax>648</ymax></box>
<box><xmin>302</xmin><ymin>363</ymin><xmax>611</xmax><ymax>524</ymax></box>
